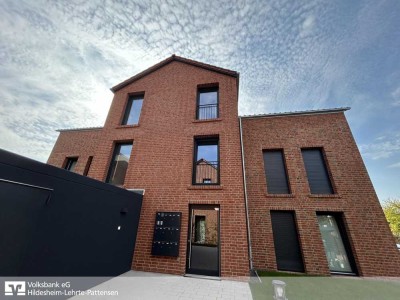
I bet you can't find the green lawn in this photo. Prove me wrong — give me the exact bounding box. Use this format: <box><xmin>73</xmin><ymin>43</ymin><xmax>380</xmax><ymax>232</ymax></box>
<box><xmin>250</xmin><ymin>271</ymin><xmax>400</xmax><ymax>300</ymax></box>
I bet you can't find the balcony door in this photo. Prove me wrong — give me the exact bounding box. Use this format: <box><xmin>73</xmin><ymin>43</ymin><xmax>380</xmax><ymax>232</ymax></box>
<box><xmin>186</xmin><ymin>205</ymin><xmax>220</xmax><ymax>276</ymax></box>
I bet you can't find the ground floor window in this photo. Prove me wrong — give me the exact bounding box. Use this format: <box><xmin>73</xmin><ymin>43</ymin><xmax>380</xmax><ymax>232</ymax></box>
<box><xmin>270</xmin><ymin>211</ymin><xmax>304</xmax><ymax>272</ymax></box>
<box><xmin>317</xmin><ymin>214</ymin><xmax>355</xmax><ymax>274</ymax></box>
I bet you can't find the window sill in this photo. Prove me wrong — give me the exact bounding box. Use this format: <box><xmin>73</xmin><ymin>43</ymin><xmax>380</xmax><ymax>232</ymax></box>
<box><xmin>308</xmin><ymin>194</ymin><xmax>341</xmax><ymax>198</ymax></box>
<box><xmin>192</xmin><ymin>118</ymin><xmax>222</xmax><ymax>124</ymax></box>
<box><xmin>188</xmin><ymin>185</ymin><xmax>223</xmax><ymax>190</ymax></box>
<box><xmin>116</xmin><ymin>124</ymin><xmax>139</xmax><ymax>129</ymax></box>
<box><xmin>265</xmin><ymin>194</ymin><xmax>295</xmax><ymax>198</ymax></box>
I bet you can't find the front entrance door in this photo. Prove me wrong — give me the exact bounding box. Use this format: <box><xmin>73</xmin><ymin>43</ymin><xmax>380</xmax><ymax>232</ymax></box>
<box><xmin>186</xmin><ymin>205</ymin><xmax>220</xmax><ymax>276</ymax></box>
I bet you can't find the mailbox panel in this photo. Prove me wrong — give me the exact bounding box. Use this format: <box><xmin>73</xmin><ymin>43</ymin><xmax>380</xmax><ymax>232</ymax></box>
<box><xmin>151</xmin><ymin>212</ymin><xmax>181</xmax><ymax>257</ymax></box>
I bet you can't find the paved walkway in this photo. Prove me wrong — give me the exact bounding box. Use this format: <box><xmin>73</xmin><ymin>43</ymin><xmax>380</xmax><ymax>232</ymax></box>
<box><xmin>71</xmin><ymin>271</ymin><xmax>253</xmax><ymax>300</ymax></box>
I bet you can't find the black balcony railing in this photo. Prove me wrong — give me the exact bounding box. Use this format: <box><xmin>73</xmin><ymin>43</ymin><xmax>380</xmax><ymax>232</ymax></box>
<box><xmin>197</xmin><ymin>104</ymin><xmax>218</xmax><ymax>120</ymax></box>
<box><xmin>194</xmin><ymin>160</ymin><xmax>219</xmax><ymax>184</ymax></box>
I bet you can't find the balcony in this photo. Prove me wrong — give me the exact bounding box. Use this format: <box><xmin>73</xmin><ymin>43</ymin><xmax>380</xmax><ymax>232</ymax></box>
<box><xmin>194</xmin><ymin>159</ymin><xmax>219</xmax><ymax>184</ymax></box>
<box><xmin>197</xmin><ymin>104</ymin><xmax>218</xmax><ymax>120</ymax></box>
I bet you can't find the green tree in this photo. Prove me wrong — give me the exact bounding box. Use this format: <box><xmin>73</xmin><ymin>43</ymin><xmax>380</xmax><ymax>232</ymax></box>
<box><xmin>382</xmin><ymin>198</ymin><xmax>400</xmax><ymax>243</ymax></box>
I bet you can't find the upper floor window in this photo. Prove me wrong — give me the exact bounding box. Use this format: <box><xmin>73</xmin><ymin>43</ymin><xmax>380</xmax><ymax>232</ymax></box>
<box><xmin>197</xmin><ymin>87</ymin><xmax>218</xmax><ymax>120</ymax></box>
<box><xmin>301</xmin><ymin>148</ymin><xmax>334</xmax><ymax>194</ymax></box>
<box><xmin>83</xmin><ymin>156</ymin><xmax>93</xmax><ymax>176</ymax></box>
<box><xmin>193</xmin><ymin>137</ymin><xmax>219</xmax><ymax>185</ymax></box>
<box><xmin>64</xmin><ymin>157</ymin><xmax>78</xmax><ymax>172</ymax></box>
<box><xmin>263</xmin><ymin>150</ymin><xmax>290</xmax><ymax>194</ymax></box>
<box><xmin>122</xmin><ymin>95</ymin><xmax>143</xmax><ymax>125</ymax></box>
<box><xmin>106</xmin><ymin>143</ymin><xmax>133</xmax><ymax>186</ymax></box>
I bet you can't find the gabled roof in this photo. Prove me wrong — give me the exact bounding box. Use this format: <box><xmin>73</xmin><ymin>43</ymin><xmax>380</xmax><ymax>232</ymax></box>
<box><xmin>111</xmin><ymin>55</ymin><xmax>239</xmax><ymax>92</ymax></box>
<box><xmin>240</xmin><ymin>107</ymin><xmax>350</xmax><ymax>119</ymax></box>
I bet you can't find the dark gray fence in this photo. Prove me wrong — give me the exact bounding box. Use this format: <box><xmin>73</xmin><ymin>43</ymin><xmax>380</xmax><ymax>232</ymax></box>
<box><xmin>0</xmin><ymin>149</ymin><xmax>142</xmax><ymax>277</ymax></box>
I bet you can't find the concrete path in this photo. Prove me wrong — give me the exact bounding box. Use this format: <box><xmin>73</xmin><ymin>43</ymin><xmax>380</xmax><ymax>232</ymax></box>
<box><xmin>70</xmin><ymin>270</ymin><xmax>253</xmax><ymax>300</ymax></box>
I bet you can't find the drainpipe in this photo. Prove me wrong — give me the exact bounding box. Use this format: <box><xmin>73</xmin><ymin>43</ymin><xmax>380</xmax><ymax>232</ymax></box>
<box><xmin>239</xmin><ymin>116</ymin><xmax>254</xmax><ymax>271</ymax></box>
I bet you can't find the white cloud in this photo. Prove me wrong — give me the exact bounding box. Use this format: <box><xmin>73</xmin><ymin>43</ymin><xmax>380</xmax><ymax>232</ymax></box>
<box><xmin>300</xmin><ymin>15</ymin><xmax>316</xmax><ymax>37</ymax></box>
<box><xmin>0</xmin><ymin>0</ymin><xmax>399</xmax><ymax>167</ymax></box>
<box><xmin>359</xmin><ymin>133</ymin><xmax>400</xmax><ymax>160</ymax></box>
<box><xmin>388</xmin><ymin>162</ymin><xmax>400</xmax><ymax>168</ymax></box>
<box><xmin>391</xmin><ymin>86</ymin><xmax>400</xmax><ymax>106</ymax></box>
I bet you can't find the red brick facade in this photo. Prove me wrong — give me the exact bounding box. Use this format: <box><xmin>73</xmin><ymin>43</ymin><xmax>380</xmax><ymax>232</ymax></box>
<box><xmin>241</xmin><ymin>112</ymin><xmax>400</xmax><ymax>276</ymax></box>
<box><xmin>47</xmin><ymin>56</ymin><xmax>400</xmax><ymax>277</ymax></box>
<box><xmin>48</xmin><ymin>57</ymin><xmax>249</xmax><ymax>277</ymax></box>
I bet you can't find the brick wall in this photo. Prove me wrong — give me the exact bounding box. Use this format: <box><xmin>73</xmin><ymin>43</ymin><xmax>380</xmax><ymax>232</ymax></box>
<box><xmin>47</xmin><ymin>60</ymin><xmax>249</xmax><ymax>277</ymax></box>
<box><xmin>241</xmin><ymin>112</ymin><xmax>400</xmax><ymax>276</ymax></box>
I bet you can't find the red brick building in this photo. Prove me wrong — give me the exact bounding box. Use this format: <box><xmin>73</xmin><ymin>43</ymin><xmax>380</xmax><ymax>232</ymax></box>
<box><xmin>48</xmin><ymin>56</ymin><xmax>400</xmax><ymax>277</ymax></box>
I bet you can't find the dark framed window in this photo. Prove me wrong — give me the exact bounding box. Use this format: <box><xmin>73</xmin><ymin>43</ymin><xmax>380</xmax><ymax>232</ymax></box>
<box><xmin>83</xmin><ymin>156</ymin><xmax>93</xmax><ymax>176</ymax></box>
<box><xmin>193</xmin><ymin>137</ymin><xmax>219</xmax><ymax>185</ymax></box>
<box><xmin>64</xmin><ymin>157</ymin><xmax>78</xmax><ymax>172</ymax></box>
<box><xmin>317</xmin><ymin>213</ymin><xmax>357</xmax><ymax>275</ymax></box>
<box><xmin>122</xmin><ymin>95</ymin><xmax>144</xmax><ymax>125</ymax></box>
<box><xmin>196</xmin><ymin>87</ymin><xmax>218</xmax><ymax>120</ymax></box>
<box><xmin>106</xmin><ymin>143</ymin><xmax>133</xmax><ymax>186</ymax></box>
<box><xmin>270</xmin><ymin>211</ymin><xmax>304</xmax><ymax>272</ymax></box>
<box><xmin>301</xmin><ymin>148</ymin><xmax>334</xmax><ymax>194</ymax></box>
<box><xmin>263</xmin><ymin>150</ymin><xmax>290</xmax><ymax>194</ymax></box>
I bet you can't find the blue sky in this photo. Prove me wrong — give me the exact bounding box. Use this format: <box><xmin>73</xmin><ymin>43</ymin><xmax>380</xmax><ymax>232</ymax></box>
<box><xmin>0</xmin><ymin>0</ymin><xmax>399</xmax><ymax>201</ymax></box>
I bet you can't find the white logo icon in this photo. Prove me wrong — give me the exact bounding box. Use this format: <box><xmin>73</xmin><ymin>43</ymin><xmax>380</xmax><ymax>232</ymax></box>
<box><xmin>5</xmin><ymin>281</ymin><xmax>26</xmax><ymax>296</ymax></box>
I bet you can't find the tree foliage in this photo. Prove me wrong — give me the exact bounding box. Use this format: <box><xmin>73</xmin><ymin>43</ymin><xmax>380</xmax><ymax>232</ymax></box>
<box><xmin>382</xmin><ymin>198</ymin><xmax>400</xmax><ymax>243</ymax></box>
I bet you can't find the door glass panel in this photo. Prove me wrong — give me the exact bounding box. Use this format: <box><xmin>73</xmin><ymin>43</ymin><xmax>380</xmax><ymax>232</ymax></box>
<box><xmin>194</xmin><ymin>216</ymin><xmax>206</xmax><ymax>243</ymax></box>
<box><xmin>317</xmin><ymin>215</ymin><xmax>353</xmax><ymax>273</ymax></box>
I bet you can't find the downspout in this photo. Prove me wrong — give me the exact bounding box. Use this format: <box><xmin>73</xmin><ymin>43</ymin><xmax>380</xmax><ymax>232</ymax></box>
<box><xmin>239</xmin><ymin>116</ymin><xmax>254</xmax><ymax>271</ymax></box>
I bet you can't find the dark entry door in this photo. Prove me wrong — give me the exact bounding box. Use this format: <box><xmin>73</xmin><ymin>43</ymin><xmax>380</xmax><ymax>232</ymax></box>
<box><xmin>186</xmin><ymin>205</ymin><xmax>220</xmax><ymax>276</ymax></box>
<box><xmin>271</xmin><ymin>211</ymin><xmax>304</xmax><ymax>272</ymax></box>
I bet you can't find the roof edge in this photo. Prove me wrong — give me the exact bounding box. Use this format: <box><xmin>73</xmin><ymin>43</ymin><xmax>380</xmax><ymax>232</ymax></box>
<box><xmin>111</xmin><ymin>55</ymin><xmax>238</xmax><ymax>93</ymax></box>
<box><xmin>56</xmin><ymin>126</ymin><xmax>103</xmax><ymax>132</ymax></box>
<box><xmin>239</xmin><ymin>107</ymin><xmax>351</xmax><ymax>119</ymax></box>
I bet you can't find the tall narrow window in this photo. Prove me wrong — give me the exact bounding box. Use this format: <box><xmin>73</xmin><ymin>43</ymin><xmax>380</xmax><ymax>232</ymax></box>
<box><xmin>122</xmin><ymin>95</ymin><xmax>143</xmax><ymax>125</ymax></box>
<box><xmin>301</xmin><ymin>148</ymin><xmax>334</xmax><ymax>194</ymax></box>
<box><xmin>197</xmin><ymin>87</ymin><xmax>218</xmax><ymax>120</ymax></box>
<box><xmin>270</xmin><ymin>211</ymin><xmax>304</xmax><ymax>272</ymax></box>
<box><xmin>317</xmin><ymin>214</ymin><xmax>355</xmax><ymax>274</ymax></box>
<box><xmin>64</xmin><ymin>157</ymin><xmax>78</xmax><ymax>172</ymax></box>
<box><xmin>83</xmin><ymin>156</ymin><xmax>93</xmax><ymax>176</ymax></box>
<box><xmin>193</xmin><ymin>138</ymin><xmax>219</xmax><ymax>184</ymax></box>
<box><xmin>106</xmin><ymin>143</ymin><xmax>133</xmax><ymax>186</ymax></box>
<box><xmin>263</xmin><ymin>150</ymin><xmax>290</xmax><ymax>194</ymax></box>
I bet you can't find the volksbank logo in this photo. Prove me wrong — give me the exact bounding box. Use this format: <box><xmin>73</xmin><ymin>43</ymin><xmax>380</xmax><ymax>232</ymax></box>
<box><xmin>5</xmin><ymin>281</ymin><xmax>26</xmax><ymax>296</ymax></box>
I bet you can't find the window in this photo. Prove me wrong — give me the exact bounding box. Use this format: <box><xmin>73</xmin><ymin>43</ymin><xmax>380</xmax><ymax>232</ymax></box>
<box><xmin>106</xmin><ymin>143</ymin><xmax>133</xmax><ymax>186</ymax></box>
<box><xmin>263</xmin><ymin>150</ymin><xmax>290</xmax><ymax>194</ymax></box>
<box><xmin>122</xmin><ymin>95</ymin><xmax>143</xmax><ymax>125</ymax></box>
<box><xmin>193</xmin><ymin>138</ymin><xmax>219</xmax><ymax>185</ymax></box>
<box><xmin>270</xmin><ymin>211</ymin><xmax>304</xmax><ymax>272</ymax></box>
<box><xmin>301</xmin><ymin>148</ymin><xmax>334</xmax><ymax>194</ymax></box>
<box><xmin>197</xmin><ymin>87</ymin><xmax>218</xmax><ymax>120</ymax></box>
<box><xmin>317</xmin><ymin>213</ymin><xmax>356</xmax><ymax>274</ymax></box>
<box><xmin>83</xmin><ymin>156</ymin><xmax>93</xmax><ymax>176</ymax></box>
<box><xmin>64</xmin><ymin>157</ymin><xmax>78</xmax><ymax>172</ymax></box>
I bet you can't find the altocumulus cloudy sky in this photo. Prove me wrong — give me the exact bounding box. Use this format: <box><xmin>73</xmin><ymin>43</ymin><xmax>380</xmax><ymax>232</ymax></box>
<box><xmin>0</xmin><ymin>0</ymin><xmax>399</xmax><ymax>200</ymax></box>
